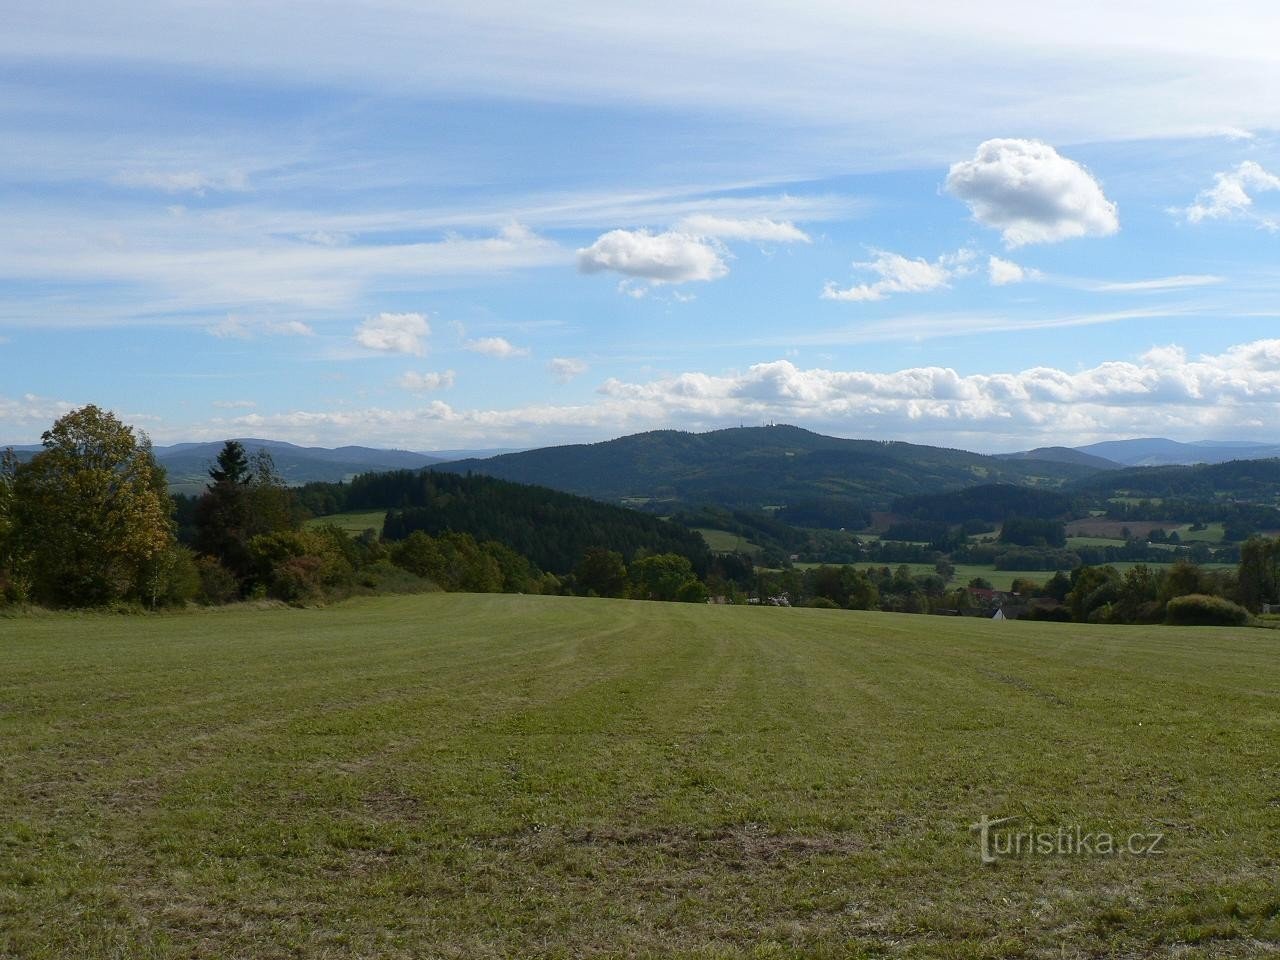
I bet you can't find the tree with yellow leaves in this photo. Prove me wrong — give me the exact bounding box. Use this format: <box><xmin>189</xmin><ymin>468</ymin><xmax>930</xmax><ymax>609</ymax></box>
<box><xmin>12</xmin><ymin>405</ymin><xmax>174</xmax><ymax>606</ymax></box>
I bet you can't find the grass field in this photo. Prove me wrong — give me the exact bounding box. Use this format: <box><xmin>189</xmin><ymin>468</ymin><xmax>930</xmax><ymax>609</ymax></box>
<box><xmin>792</xmin><ymin>561</ymin><xmax>1237</xmax><ymax>592</ymax></box>
<box><xmin>2</xmin><ymin>595</ymin><xmax>1278</xmax><ymax>958</ymax></box>
<box><xmin>304</xmin><ymin>509</ymin><xmax>386</xmax><ymax>535</ymax></box>
<box><xmin>694</xmin><ymin>527</ymin><xmax>764</xmax><ymax>557</ymax></box>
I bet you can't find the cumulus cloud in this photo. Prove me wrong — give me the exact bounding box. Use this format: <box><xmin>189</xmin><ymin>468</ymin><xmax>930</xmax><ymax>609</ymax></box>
<box><xmin>355</xmin><ymin>312</ymin><xmax>430</xmax><ymax>355</ymax></box>
<box><xmin>946</xmin><ymin>139</ymin><xmax>1119</xmax><ymax>247</ymax></box>
<box><xmin>1181</xmin><ymin>161</ymin><xmax>1280</xmax><ymax>229</ymax></box>
<box><xmin>675</xmin><ymin>215</ymin><xmax>810</xmax><ymax>243</ymax></box>
<box><xmin>548</xmin><ymin>357</ymin><xmax>588</xmax><ymax>383</ymax></box>
<box><xmin>594</xmin><ymin>338</ymin><xmax>1280</xmax><ymax>438</ymax></box>
<box><xmin>398</xmin><ymin>369</ymin><xmax>455</xmax><ymax>392</ymax></box>
<box><xmin>822</xmin><ymin>248</ymin><xmax>974</xmax><ymax>302</ymax></box>
<box><xmin>987</xmin><ymin>255</ymin><xmax>1042</xmax><ymax>286</ymax></box>
<box><xmin>0</xmin><ymin>392</ymin><xmax>77</xmax><ymax>439</ymax></box>
<box><xmin>464</xmin><ymin>336</ymin><xmax>529</xmax><ymax>358</ymax></box>
<box><xmin>206</xmin><ymin>315</ymin><xmax>314</xmax><ymax>339</ymax></box>
<box><xmin>195</xmin><ymin>338</ymin><xmax>1280</xmax><ymax>449</ymax></box>
<box><xmin>577</xmin><ymin>228</ymin><xmax>728</xmax><ymax>284</ymax></box>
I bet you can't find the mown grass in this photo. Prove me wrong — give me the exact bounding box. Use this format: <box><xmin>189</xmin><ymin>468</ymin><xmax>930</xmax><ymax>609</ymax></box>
<box><xmin>1</xmin><ymin>595</ymin><xmax>1278</xmax><ymax>958</ymax></box>
<box><xmin>695</xmin><ymin>528</ymin><xmax>764</xmax><ymax>557</ymax></box>
<box><xmin>304</xmin><ymin>509</ymin><xmax>387</xmax><ymax>535</ymax></box>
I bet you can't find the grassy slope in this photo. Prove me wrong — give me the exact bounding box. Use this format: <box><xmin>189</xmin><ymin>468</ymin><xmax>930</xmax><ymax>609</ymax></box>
<box><xmin>304</xmin><ymin>509</ymin><xmax>386</xmax><ymax>535</ymax></box>
<box><xmin>1</xmin><ymin>595</ymin><xmax>1277</xmax><ymax>958</ymax></box>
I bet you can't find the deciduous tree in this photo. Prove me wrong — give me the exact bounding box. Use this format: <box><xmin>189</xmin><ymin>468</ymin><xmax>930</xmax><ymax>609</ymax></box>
<box><xmin>13</xmin><ymin>406</ymin><xmax>173</xmax><ymax>606</ymax></box>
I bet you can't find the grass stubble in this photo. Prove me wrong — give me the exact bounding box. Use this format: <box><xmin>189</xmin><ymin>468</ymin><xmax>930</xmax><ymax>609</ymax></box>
<box><xmin>1</xmin><ymin>594</ymin><xmax>1277</xmax><ymax>958</ymax></box>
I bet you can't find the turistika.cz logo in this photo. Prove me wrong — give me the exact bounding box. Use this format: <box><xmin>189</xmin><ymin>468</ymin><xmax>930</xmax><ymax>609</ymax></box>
<box><xmin>970</xmin><ymin>815</ymin><xmax>1166</xmax><ymax>864</ymax></box>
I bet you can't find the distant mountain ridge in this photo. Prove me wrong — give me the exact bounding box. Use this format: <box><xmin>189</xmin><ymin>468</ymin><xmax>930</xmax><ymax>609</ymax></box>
<box><xmin>995</xmin><ymin>446</ymin><xmax>1122</xmax><ymax>470</ymax></box>
<box><xmin>1070</xmin><ymin>437</ymin><xmax>1280</xmax><ymax>467</ymax></box>
<box><xmin>431</xmin><ymin>424</ymin><xmax>1102</xmax><ymax>515</ymax></box>
<box><xmin>154</xmin><ymin>439</ymin><xmax>444</xmax><ymax>491</ymax></box>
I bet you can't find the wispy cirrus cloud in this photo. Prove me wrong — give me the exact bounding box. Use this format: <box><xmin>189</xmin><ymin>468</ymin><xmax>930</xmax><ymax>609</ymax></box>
<box><xmin>1086</xmin><ymin>274</ymin><xmax>1223</xmax><ymax>293</ymax></box>
<box><xmin>114</xmin><ymin>168</ymin><xmax>249</xmax><ymax>195</ymax></box>
<box><xmin>206</xmin><ymin>315</ymin><xmax>314</xmax><ymax>339</ymax></box>
<box><xmin>674</xmin><ymin>215</ymin><xmax>810</xmax><ymax>243</ymax></box>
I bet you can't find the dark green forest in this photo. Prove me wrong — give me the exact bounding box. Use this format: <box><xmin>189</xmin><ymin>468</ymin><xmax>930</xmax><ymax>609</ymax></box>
<box><xmin>4</xmin><ymin>406</ymin><xmax>1280</xmax><ymax>629</ymax></box>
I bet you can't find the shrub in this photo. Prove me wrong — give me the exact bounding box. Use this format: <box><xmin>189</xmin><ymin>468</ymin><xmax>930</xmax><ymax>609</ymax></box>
<box><xmin>195</xmin><ymin>556</ymin><xmax>240</xmax><ymax>604</ymax></box>
<box><xmin>271</xmin><ymin>554</ymin><xmax>327</xmax><ymax>604</ymax></box>
<box><xmin>357</xmin><ymin>560</ymin><xmax>438</xmax><ymax>595</ymax></box>
<box><xmin>141</xmin><ymin>545</ymin><xmax>202</xmax><ymax>607</ymax></box>
<box><xmin>1165</xmin><ymin>594</ymin><xmax>1250</xmax><ymax>627</ymax></box>
<box><xmin>676</xmin><ymin>578</ymin><xmax>710</xmax><ymax>603</ymax></box>
<box><xmin>247</xmin><ymin>529</ymin><xmax>355</xmax><ymax>603</ymax></box>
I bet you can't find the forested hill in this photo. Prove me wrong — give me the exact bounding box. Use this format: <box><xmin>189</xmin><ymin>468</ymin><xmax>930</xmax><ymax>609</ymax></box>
<box><xmin>1068</xmin><ymin>457</ymin><xmax>1280</xmax><ymax>502</ymax></box>
<box><xmin>301</xmin><ymin>470</ymin><xmax>711</xmax><ymax>575</ymax></box>
<box><xmin>893</xmin><ymin>484</ymin><xmax>1077</xmax><ymax>523</ymax></box>
<box><xmin>157</xmin><ymin>440</ymin><xmax>442</xmax><ymax>492</ymax></box>
<box><xmin>431</xmin><ymin>425</ymin><xmax>1102</xmax><ymax>513</ymax></box>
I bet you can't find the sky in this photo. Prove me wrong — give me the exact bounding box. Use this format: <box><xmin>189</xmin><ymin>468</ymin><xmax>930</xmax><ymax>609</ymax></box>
<box><xmin>5</xmin><ymin>1</ymin><xmax>1280</xmax><ymax>452</ymax></box>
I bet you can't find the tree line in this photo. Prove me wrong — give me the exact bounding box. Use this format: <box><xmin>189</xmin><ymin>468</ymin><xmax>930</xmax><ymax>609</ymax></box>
<box><xmin>0</xmin><ymin>407</ymin><xmax>723</xmax><ymax>609</ymax></box>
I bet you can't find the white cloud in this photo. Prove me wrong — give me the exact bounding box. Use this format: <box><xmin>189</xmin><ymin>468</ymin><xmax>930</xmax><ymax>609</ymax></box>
<box><xmin>0</xmin><ymin>392</ymin><xmax>78</xmax><ymax>440</ymax></box>
<box><xmin>355</xmin><ymin>312</ymin><xmax>430</xmax><ymax>355</ymax></box>
<box><xmin>548</xmin><ymin>357</ymin><xmax>588</xmax><ymax>383</ymax></box>
<box><xmin>0</xmin><ymin>221</ymin><xmax>564</xmax><ymax>317</ymax></box>
<box><xmin>211</xmin><ymin>399</ymin><xmax>257</xmax><ymax>409</ymax></box>
<box><xmin>20</xmin><ymin>3</ymin><xmax>1280</xmax><ymax>167</ymax></box>
<box><xmin>946</xmin><ymin>139</ymin><xmax>1119</xmax><ymax>247</ymax></box>
<box><xmin>822</xmin><ymin>248</ymin><xmax>973</xmax><ymax>302</ymax></box>
<box><xmin>398</xmin><ymin>369</ymin><xmax>455</xmax><ymax>392</ymax></box>
<box><xmin>464</xmin><ymin>336</ymin><xmax>529</xmax><ymax>358</ymax></box>
<box><xmin>675</xmin><ymin>215</ymin><xmax>810</xmax><ymax>243</ymax></box>
<box><xmin>1181</xmin><ymin>161</ymin><xmax>1280</xmax><ymax>229</ymax></box>
<box><xmin>114</xmin><ymin>169</ymin><xmax>249</xmax><ymax>195</ymax></box>
<box><xmin>577</xmin><ymin>229</ymin><xmax>728</xmax><ymax>284</ymax></box>
<box><xmin>1088</xmin><ymin>274</ymin><xmax>1223</xmax><ymax>293</ymax></box>
<box><xmin>185</xmin><ymin>338</ymin><xmax>1280</xmax><ymax>449</ymax></box>
<box><xmin>987</xmin><ymin>255</ymin><xmax>1042</xmax><ymax>286</ymax></box>
<box><xmin>206</xmin><ymin>315</ymin><xmax>315</xmax><ymax>338</ymax></box>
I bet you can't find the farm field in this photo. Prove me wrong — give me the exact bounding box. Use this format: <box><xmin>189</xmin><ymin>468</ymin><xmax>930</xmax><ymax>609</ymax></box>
<box><xmin>694</xmin><ymin>527</ymin><xmax>764</xmax><ymax>557</ymax></box>
<box><xmin>792</xmin><ymin>561</ymin><xmax>1236</xmax><ymax>592</ymax></box>
<box><xmin>1065</xmin><ymin>520</ymin><xmax>1227</xmax><ymax>543</ymax></box>
<box><xmin>2</xmin><ymin>594</ymin><xmax>1278</xmax><ymax>958</ymax></box>
<box><xmin>304</xmin><ymin>509</ymin><xmax>386</xmax><ymax>535</ymax></box>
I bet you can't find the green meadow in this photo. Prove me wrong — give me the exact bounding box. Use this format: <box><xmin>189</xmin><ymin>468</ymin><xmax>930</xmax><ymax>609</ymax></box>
<box><xmin>2</xmin><ymin>595</ymin><xmax>1277</xmax><ymax>958</ymax></box>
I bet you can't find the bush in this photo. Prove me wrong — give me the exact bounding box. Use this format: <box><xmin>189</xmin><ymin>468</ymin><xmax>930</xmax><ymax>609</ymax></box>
<box><xmin>195</xmin><ymin>556</ymin><xmax>240</xmax><ymax>604</ymax></box>
<box><xmin>141</xmin><ymin>545</ymin><xmax>202</xmax><ymax>607</ymax></box>
<box><xmin>271</xmin><ymin>554</ymin><xmax>328</xmax><ymax>603</ymax></box>
<box><xmin>676</xmin><ymin>578</ymin><xmax>710</xmax><ymax>603</ymax></box>
<box><xmin>357</xmin><ymin>560</ymin><xmax>438</xmax><ymax>595</ymax></box>
<box><xmin>247</xmin><ymin>529</ymin><xmax>355</xmax><ymax>603</ymax></box>
<box><xmin>1165</xmin><ymin>594</ymin><xmax>1250</xmax><ymax>627</ymax></box>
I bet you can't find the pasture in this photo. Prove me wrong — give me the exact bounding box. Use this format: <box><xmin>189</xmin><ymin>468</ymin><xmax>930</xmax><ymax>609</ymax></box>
<box><xmin>1</xmin><ymin>595</ymin><xmax>1277</xmax><ymax>958</ymax></box>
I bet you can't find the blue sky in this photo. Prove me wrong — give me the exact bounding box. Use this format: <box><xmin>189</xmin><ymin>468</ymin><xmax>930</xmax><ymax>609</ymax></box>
<box><xmin>5</xmin><ymin>1</ymin><xmax>1280</xmax><ymax>451</ymax></box>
